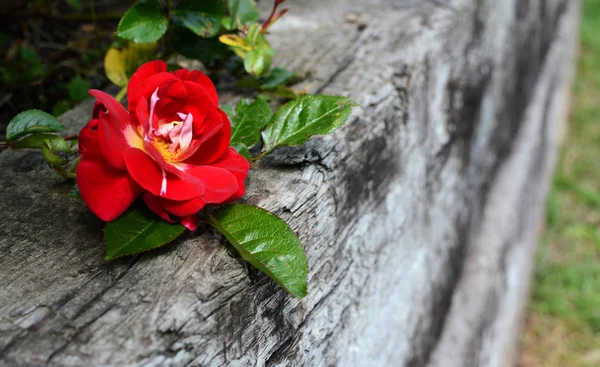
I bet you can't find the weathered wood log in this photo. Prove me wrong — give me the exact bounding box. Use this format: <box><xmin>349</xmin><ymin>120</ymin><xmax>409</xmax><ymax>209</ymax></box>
<box><xmin>0</xmin><ymin>0</ymin><xmax>578</xmax><ymax>366</ymax></box>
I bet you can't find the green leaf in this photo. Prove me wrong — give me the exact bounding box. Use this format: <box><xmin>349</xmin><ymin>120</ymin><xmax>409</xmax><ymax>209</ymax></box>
<box><xmin>123</xmin><ymin>42</ymin><xmax>158</xmax><ymax>76</ymax></box>
<box><xmin>221</xmin><ymin>104</ymin><xmax>233</xmax><ymax>119</ymax></box>
<box><xmin>105</xmin><ymin>205</ymin><xmax>187</xmax><ymax>260</ymax></box>
<box><xmin>12</xmin><ymin>133</ymin><xmax>72</xmax><ymax>154</ymax></box>
<box><xmin>24</xmin><ymin>134</ymin><xmax>74</xmax><ymax>166</ymax></box>
<box><xmin>230</xmin><ymin>98</ymin><xmax>272</xmax><ymax>147</ymax></box>
<box><xmin>179</xmin><ymin>13</ymin><xmax>222</xmax><ymax>37</ymax></box>
<box><xmin>241</xmin><ymin>27</ymin><xmax>275</xmax><ymax>76</ymax></box>
<box><xmin>261</xmin><ymin>67</ymin><xmax>299</xmax><ymax>90</ymax></box>
<box><xmin>256</xmin><ymin>93</ymin><xmax>274</xmax><ymax>103</ymax></box>
<box><xmin>104</xmin><ymin>47</ymin><xmax>129</xmax><ymax>86</ymax></box>
<box><xmin>206</xmin><ymin>205</ymin><xmax>308</xmax><ymax>298</ymax></box>
<box><xmin>41</xmin><ymin>144</ymin><xmax>68</xmax><ymax>166</ymax></box>
<box><xmin>245</xmin><ymin>22</ymin><xmax>262</xmax><ymax>45</ymax></box>
<box><xmin>69</xmin><ymin>184</ymin><xmax>81</xmax><ymax>199</ymax></box>
<box><xmin>176</xmin><ymin>0</ymin><xmax>224</xmax><ymax>14</ymax></box>
<box><xmin>52</xmin><ymin>166</ymin><xmax>77</xmax><ymax>180</ymax></box>
<box><xmin>236</xmin><ymin>76</ymin><xmax>262</xmax><ymax>89</ymax></box>
<box><xmin>116</xmin><ymin>0</ymin><xmax>168</xmax><ymax>44</ymax></box>
<box><xmin>261</xmin><ymin>95</ymin><xmax>357</xmax><ymax>153</ymax></box>
<box><xmin>7</xmin><ymin>110</ymin><xmax>66</xmax><ymax>142</ymax></box>
<box><xmin>267</xmin><ymin>85</ymin><xmax>302</xmax><ymax>99</ymax></box>
<box><xmin>19</xmin><ymin>47</ymin><xmax>47</xmax><ymax>80</ymax></box>
<box><xmin>67</xmin><ymin>76</ymin><xmax>92</xmax><ymax>102</ymax></box>
<box><xmin>104</xmin><ymin>42</ymin><xmax>158</xmax><ymax>86</ymax></box>
<box><xmin>52</xmin><ymin>99</ymin><xmax>72</xmax><ymax>117</ymax></box>
<box><xmin>176</xmin><ymin>0</ymin><xmax>224</xmax><ymax>38</ymax></box>
<box><xmin>223</xmin><ymin>0</ymin><xmax>260</xmax><ymax>29</ymax></box>
<box><xmin>231</xmin><ymin>142</ymin><xmax>252</xmax><ymax>160</ymax></box>
<box><xmin>244</xmin><ymin>47</ymin><xmax>273</xmax><ymax>76</ymax></box>
<box><xmin>168</xmin><ymin>26</ymin><xmax>231</xmax><ymax>67</ymax></box>
<box><xmin>66</xmin><ymin>0</ymin><xmax>83</xmax><ymax>11</ymax></box>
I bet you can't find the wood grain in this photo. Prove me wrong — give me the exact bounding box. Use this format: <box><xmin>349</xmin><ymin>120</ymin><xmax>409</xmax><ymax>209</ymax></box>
<box><xmin>0</xmin><ymin>0</ymin><xmax>578</xmax><ymax>366</ymax></box>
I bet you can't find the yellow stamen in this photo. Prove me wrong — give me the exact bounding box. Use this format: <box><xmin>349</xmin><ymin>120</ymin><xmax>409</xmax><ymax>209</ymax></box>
<box><xmin>153</xmin><ymin>137</ymin><xmax>178</xmax><ymax>162</ymax></box>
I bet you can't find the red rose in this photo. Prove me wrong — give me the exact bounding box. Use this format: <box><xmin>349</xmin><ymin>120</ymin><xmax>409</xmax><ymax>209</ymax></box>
<box><xmin>77</xmin><ymin>60</ymin><xmax>250</xmax><ymax>230</ymax></box>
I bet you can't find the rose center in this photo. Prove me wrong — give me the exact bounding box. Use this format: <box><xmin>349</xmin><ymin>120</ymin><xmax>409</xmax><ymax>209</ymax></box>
<box><xmin>152</xmin><ymin>136</ymin><xmax>178</xmax><ymax>162</ymax></box>
<box><xmin>147</xmin><ymin>88</ymin><xmax>195</xmax><ymax>160</ymax></box>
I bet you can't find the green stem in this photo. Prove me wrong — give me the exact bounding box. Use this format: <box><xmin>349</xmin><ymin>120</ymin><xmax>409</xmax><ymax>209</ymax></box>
<box><xmin>115</xmin><ymin>85</ymin><xmax>127</xmax><ymax>102</ymax></box>
<box><xmin>52</xmin><ymin>165</ymin><xmax>77</xmax><ymax>180</ymax></box>
<box><xmin>251</xmin><ymin>150</ymin><xmax>268</xmax><ymax>162</ymax></box>
<box><xmin>63</xmin><ymin>134</ymin><xmax>79</xmax><ymax>141</ymax></box>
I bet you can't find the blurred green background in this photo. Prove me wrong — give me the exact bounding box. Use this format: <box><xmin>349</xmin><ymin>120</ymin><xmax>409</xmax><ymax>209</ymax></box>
<box><xmin>519</xmin><ymin>1</ymin><xmax>600</xmax><ymax>366</ymax></box>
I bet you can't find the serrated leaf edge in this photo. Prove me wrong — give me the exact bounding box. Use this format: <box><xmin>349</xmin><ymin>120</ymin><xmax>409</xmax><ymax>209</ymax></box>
<box><xmin>104</xmin><ymin>216</ymin><xmax>185</xmax><ymax>260</ymax></box>
<box><xmin>262</xmin><ymin>96</ymin><xmax>357</xmax><ymax>153</ymax></box>
<box><xmin>205</xmin><ymin>205</ymin><xmax>308</xmax><ymax>298</ymax></box>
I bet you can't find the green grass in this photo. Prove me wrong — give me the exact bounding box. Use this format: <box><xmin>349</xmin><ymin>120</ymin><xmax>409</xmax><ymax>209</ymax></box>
<box><xmin>521</xmin><ymin>1</ymin><xmax>600</xmax><ymax>366</ymax></box>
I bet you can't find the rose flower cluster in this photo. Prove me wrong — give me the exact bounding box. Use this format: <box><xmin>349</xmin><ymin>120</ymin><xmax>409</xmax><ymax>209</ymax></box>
<box><xmin>77</xmin><ymin>61</ymin><xmax>250</xmax><ymax>230</ymax></box>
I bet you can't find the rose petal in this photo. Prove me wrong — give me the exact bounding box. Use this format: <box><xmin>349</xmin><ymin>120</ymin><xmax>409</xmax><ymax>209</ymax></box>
<box><xmin>85</xmin><ymin>117</ymin><xmax>99</xmax><ymax>130</ymax></box>
<box><xmin>92</xmin><ymin>101</ymin><xmax>106</xmax><ymax>119</ymax></box>
<box><xmin>181</xmin><ymin>81</ymin><xmax>215</xmax><ymax>127</ymax></box>
<box><xmin>127</xmin><ymin>60</ymin><xmax>167</xmax><ymax>111</ymax></box>
<box><xmin>151</xmin><ymin>195</ymin><xmax>207</xmax><ymax>217</ymax></box>
<box><xmin>143</xmin><ymin>193</ymin><xmax>201</xmax><ymax>229</ymax></box>
<box><xmin>97</xmin><ymin>112</ymin><xmax>142</xmax><ymax>170</ymax></box>
<box><xmin>89</xmin><ymin>90</ymin><xmax>139</xmax><ymax>170</ymax></box>
<box><xmin>173</xmin><ymin>69</ymin><xmax>218</xmax><ymax>106</ymax></box>
<box><xmin>78</xmin><ymin>121</ymin><xmax>101</xmax><ymax>159</ymax></box>
<box><xmin>142</xmin><ymin>192</ymin><xmax>176</xmax><ymax>223</ymax></box>
<box><xmin>180</xmin><ymin>215</ymin><xmax>199</xmax><ymax>231</ymax></box>
<box><xmin>195</xmin><ymin>108</ymin><xmax>225</xmax><ymax>144</ymax></box>
<box><xmin>123</xmin><ymin>147</ymin><xmax>205</xmax><ymax>201</ymax></box>
<box><xmin>169</xmin><ymin>110</ymin><xmax>212</xmax><ymax>163</ymax></box>
<box><xmin>156</xmin><ymin>81</ymin><xmax>187</xmax><ymax>118</ymax></box>
<box><xmin>211</xmin><ymin>147</ymin><xmax>250</xmax><ymax>202</ymax></box>
<box><xmin>135</xmin><ymin>96</ymin><xmax>151</xmax><ymax>139</ymax></box>
<box><xmin>89</xmin><ymin>90</ymin><xmax>129</xmax><ymax>130</ymax></box>
<box><xmin>149</xmin><ymin>87</ymin><xmax>160</xmax><ymax>135</ymax></box>
<box><xmin>183</xmin><ymin>165</ymin><xmax>239</xmax><ymax>204</ymax></box>
<box><xmin>141</xmin><ymin>140</ymin><xmax>206</xmax><ymax>189</ymax></box>
<box><xmin>182</xmin><ymin>109</ymin><xmax>231</xmax><ymax>165</ymax></box>
<box><xmin>129</xmin><ymin>73</ymin><xmax>179</xmax><ymax>118</ymax></box>
<box><xmin>178</xmin><ymin>112</ymin><xmax>194</xmax><ymax>152</ymax></box>
<box><xmin>77</xmin><ymin>158</ymin><xmax>141</xmax><ymax>222</ymax></box>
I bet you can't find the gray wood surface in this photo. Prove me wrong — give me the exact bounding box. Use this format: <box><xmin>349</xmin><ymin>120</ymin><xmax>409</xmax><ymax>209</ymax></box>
<box><xmin>0</xmin><ymin>0</ymin><xmax>578</xmax><ymax>366</ymax></box>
